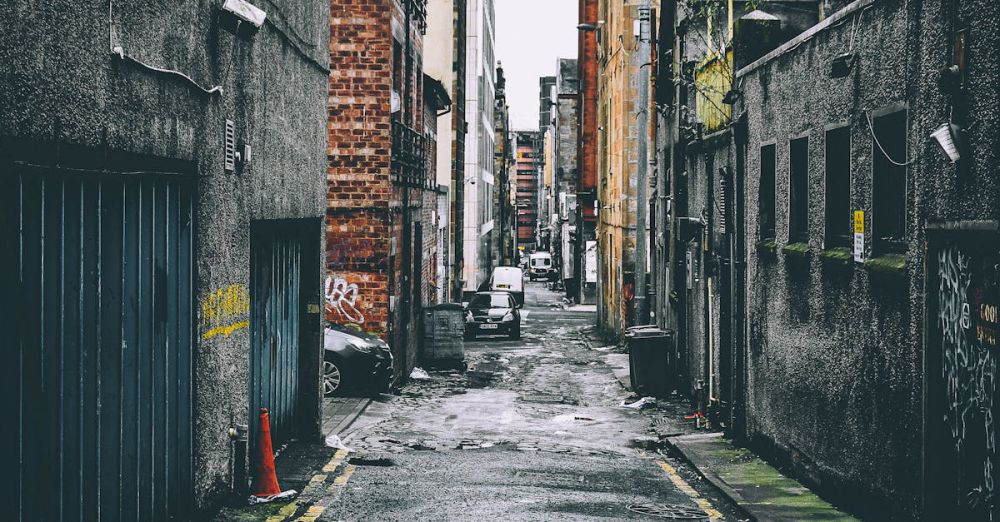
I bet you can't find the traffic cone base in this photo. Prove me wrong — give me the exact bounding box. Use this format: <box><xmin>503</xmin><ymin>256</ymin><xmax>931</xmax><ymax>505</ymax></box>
<box><xmin>249</xmin><ymin>408</ymin><xmax>298</xmax><ymax>504</ymax></box>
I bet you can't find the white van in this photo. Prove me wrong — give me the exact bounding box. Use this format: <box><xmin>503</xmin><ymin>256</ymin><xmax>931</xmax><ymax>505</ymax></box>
<box><xmin>490</xmin><ymin>266</ymin><xmax>524</xmax><ymax>307</ymax></box>
<box><xmin>528</xmin><ymin>252</ymin><xmax>554</xmax><ymax>281</ymax></box>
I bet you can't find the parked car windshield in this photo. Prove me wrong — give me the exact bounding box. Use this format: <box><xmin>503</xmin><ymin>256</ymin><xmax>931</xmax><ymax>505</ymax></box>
<box><xmin>469</xmin><ymin>293</ymin><xmax>512</xmax><ymax>308</ymax></box>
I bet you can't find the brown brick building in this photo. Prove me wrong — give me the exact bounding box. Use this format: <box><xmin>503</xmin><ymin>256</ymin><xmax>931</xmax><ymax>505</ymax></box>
<box><xmin>327</xmin><ymin>0</ymin><xmax>433</xmax><ymax>381</ymax></box>
<box><xmin>514</xmin><ymin>131</ymin><xmax>542</xmax><ymax>253</ymax></box>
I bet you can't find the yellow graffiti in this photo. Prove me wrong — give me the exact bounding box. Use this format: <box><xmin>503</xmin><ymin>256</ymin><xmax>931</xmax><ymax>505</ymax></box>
<box><xmin>201</xmin><ymin>284</ymin><xmax>250</xmax><ymax>340</ymax></box>
<box><xmin>203</xmin><ymin>320</ymin><xmax>250</xmax><ymax>340</ymax></box>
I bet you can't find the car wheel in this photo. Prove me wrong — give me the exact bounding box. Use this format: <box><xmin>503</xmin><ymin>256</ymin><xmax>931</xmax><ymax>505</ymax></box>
<box><xmin>323</xmin><ymin>360</ymin><xmax>343</xmax><ymax>396</ymax></box>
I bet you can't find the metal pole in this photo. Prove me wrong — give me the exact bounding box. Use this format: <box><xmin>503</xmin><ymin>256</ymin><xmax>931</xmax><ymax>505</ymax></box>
<box><xmin>633</xmin><ymin>1</ymin><xmax>651</xmax><ymax>326</ymax></box>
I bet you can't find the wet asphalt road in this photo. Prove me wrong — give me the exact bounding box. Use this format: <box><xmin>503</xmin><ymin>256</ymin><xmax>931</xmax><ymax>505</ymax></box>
<box><xmin>316</xmin><ymin>283</ymin><xmax>743</xmax><ymax>521</ymax></box>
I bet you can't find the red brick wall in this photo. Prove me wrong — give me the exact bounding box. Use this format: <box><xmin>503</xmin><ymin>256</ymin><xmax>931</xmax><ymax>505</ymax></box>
<box><xmin>578</xmin><ymin>0</ymin><xmax>598</xmax><ymax>197</ymax></box>
<box><xmin>327</xmin><ymin>0</ymin><xmax>394</xmax><ymax>338</ymax></box>
<box><xmin>421</xmin><ymin>93</ymin><xmax>439</xmax><ymax>306</ymax></box>
<box><xmin>327</xmin><ymin>0</ymin><xmax>426</xmax><ymax>380</ymax></box>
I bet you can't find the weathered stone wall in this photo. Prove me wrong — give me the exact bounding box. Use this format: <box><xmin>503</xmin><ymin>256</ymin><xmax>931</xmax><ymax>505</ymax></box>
<box><xmin>0</xmin><ymin>0</ymin><xmax>329</xmax><ymax>510</ymax></box>
<box><xmin>735</xmin><ymin>0</ymin><xmax>1000</xmax><ymax>517</ymax></box>
<box><xmin>328</xmin><ymin>0</ymin><xmax>426</xmax><ymax>381</ymax></box>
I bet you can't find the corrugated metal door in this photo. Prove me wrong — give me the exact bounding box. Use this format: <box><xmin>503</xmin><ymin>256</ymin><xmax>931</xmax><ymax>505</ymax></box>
<box><xmin>250</xmin><ymin>224</ymin><xmax>302</xmax><ymax>450</ymax></box>
<box><xmin>6</xmin><ymin>159</ymin><xmax>194</xmax><ymax>521</ymax></box>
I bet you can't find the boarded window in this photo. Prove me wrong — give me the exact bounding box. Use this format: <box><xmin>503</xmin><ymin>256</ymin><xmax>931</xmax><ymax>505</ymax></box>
<box><xmin>825</xmin><ymin>126</ymin><xmax>851</xmax><ymax>248</ymax></box>
<box><xmin>759</xmin><ymin>144</ymin><xmax>776</xmax><ymax>240</ymax></box>
<box><xmin>872</xmin><ymin>110</ymin><xmax>907</xmax><ymax>253</ymax></box>
<box><xmin>789</xmin><ymin>136</ymin><xmax>809</xmax><ymax>244</ymax></box>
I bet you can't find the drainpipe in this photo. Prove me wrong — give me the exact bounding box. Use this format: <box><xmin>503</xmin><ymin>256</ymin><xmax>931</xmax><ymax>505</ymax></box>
<box><xmin>401</xmin><ymin>0</ymin><xmax>414</xmax><ymax>366</ymax></box>
<box><xmin>229</xmin><ymin>423</ymin><xmax>249</xmax><ymax>498</ymax></box>
<box><xmin>731</xmin><ymin>111</ymin><xmax>748</xmax><ymax>437</ymax></box>
<box><xmin>672</xmin><ymin>23</ymin><xmax>689</xmax><ymax>394</ymax></box>
<box><xmin>633</xmin><ymin>0</ymin><xmax>652</xmax><ymax>326</ymax></box>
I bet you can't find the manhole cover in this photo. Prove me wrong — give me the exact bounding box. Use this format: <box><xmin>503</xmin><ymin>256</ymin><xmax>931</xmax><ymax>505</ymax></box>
<box><xmin>626</xmin><ymin>504</ymin><xmax>708</xmax><ymax>520</ymax></box>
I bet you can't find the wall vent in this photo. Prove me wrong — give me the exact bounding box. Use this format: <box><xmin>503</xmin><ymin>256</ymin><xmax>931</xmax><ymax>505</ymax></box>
<box><xmin>224</xmin><ymin>119</ymin><xmax>236</xmax><ymax>171</ymax></box>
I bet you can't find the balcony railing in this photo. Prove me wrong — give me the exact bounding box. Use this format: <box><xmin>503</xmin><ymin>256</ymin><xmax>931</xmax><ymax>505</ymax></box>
<box><xmin>392</xmin><ymin>121</ymin><xmax>427</xmax><ymax>188</ymax></box>
<box><xmin>404</xmin><ymin>0</ymin><xmax>428</xmax><ymax>35</ymax></box>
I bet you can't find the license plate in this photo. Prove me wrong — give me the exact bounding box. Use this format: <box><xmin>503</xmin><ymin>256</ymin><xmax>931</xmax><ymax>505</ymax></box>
<box><xmin>497</xmin><ymin>284</ymin><xmax>509</xmax><ymax>289</ymax></box>
<box><xmin>480</xmin><ymin>324</ymin><xmax>498</xmax><ymax>329</ymax></box>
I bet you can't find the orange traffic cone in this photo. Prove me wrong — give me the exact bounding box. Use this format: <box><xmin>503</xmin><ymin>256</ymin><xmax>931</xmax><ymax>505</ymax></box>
<box><xmin>249</xmin><ymin>408</ymin><xmax>297</xmax><ymax>504</ymax></box>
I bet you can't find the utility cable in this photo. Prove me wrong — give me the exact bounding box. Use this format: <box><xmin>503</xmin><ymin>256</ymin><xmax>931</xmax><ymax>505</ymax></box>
<box><xmin>112</xmin><ymin>46</ymin><xmax>223</xmax><ymax>95</ymax></box>
<box><xmin>865</xmin><ymin>112</ymin><xmax>915</xmax><ymax>167</ymax></box>
<box><xmin>108</xmin><ymin>0</ymin><xmax>223</xmax><ymax>95</ymax></box>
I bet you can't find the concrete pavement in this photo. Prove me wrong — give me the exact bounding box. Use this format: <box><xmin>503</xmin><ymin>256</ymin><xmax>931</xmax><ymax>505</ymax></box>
<box><xmin>215</xmin><ymin>282</ymin><xmax>742</xmax><ymax>521</ymax></box>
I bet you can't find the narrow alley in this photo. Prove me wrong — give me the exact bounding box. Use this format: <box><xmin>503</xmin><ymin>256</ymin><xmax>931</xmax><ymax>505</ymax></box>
<box><xmin>217</xmin><ymin>283</ymin><xmax>739</xmax><ymax>521</ymax></box>
<box><xmin>216</xmin><ymin>283</ymin><xmax>858</xmax><ymax>521</ymax></box>
<box><xmin>6</xmin><ymin>0</ymin><xmax>1000</xmax><ymax>520</ymax></box>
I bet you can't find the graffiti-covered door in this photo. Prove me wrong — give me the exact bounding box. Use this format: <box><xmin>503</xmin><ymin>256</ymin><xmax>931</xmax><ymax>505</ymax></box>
<box><xmin>926</xmin><ymin>226</ymin><xmax>1000</xmax><ymax>521</ymax></box>
<box><xmin>250</xmin><ymin>222</ymin><xmax>303</xmax><ymax>450</ymax></box>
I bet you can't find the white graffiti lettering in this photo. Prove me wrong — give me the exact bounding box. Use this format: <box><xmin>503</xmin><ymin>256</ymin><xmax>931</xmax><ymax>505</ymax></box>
<box><xmin>938</xmin><ymin>245</ymin><xmax>996</xmax><ymax>515</ymax></box>
<box><xmin>325</xmin><ymin>276</ymin><xmax>365</xmax><ymax>324</ymax></box>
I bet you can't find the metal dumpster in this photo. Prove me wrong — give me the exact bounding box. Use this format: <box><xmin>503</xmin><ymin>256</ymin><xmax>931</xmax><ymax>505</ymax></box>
<box><xmin>422</xmin><ymin>303</ymin><xmax>466</xmax><ymax>369</ymax></box>
<box><xmin>626</xmin><ymin>326</ymin><xmax>674</xmax><ymax>397</ymax></box>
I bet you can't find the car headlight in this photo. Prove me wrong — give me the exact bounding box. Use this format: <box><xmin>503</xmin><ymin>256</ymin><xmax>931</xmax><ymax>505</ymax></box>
<box><xmin>465</xmin><ymin>311</ymin><xmax>475</xmax><ymax>323</ymax></box>
<box><xmin>502</xmin><ymin>311</ymin><xmax>514</xmax><ymax>322</ymax></box>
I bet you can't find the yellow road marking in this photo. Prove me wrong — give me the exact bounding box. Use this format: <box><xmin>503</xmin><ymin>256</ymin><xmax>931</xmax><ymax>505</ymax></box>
<box><xmin>322</xmin><ymin>449</ymin><xmax>350</xmax><ymax>472</ymax></box>
<box><xmin>264</xmin><ymin>450</ymin><xmax>355</xmax><ymax>521</ymax></box>
<box><xmin>657</xmin><ymin>460</ymin><xmax>724</xmax><ymax>520</ymax></box>
<box><xmin>264</xmin><ymin>499</ymin><xmax>301</xmax><ymax>522</ymax></box>
<box><xmin>331</xmin><ymin>464</ymin><xmax>357</xmax><ymax>489</ymax></box>
<box><xmin>294</xmin><ymin>504</ymin><xmax>327</xmax><ymax>521</ymax></box>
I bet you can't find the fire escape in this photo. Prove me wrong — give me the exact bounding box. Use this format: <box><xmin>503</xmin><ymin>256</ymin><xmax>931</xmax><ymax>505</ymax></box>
<box><xmin>392</xmin><ymin>121</ymin><xmax>427</xmax><ymax>188</ymax></box>
<box><xmin>392</xmin><ymin>0</ymin><xmax>428</xmax><ymax>188</ymax></box>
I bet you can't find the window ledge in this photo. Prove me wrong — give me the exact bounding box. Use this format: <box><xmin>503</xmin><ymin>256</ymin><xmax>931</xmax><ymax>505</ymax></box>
<box><xmin>756</xmin><ymin>239</ymin><xmax>778</xmax><ymax>258</ymax></box>
<box><xmin>864</xmin><ymin>253</ymin><xmax>907</xmax><ymax>276</ymax></box>
<box><xmin>818</xmin><ymin>247</ymin><xmax>852</xmax><ymax>266</ymax></box>
<box><xmin>782</xmin><ymin>242</ymin><xmax>812</xmax><ymax>258</ymax></box>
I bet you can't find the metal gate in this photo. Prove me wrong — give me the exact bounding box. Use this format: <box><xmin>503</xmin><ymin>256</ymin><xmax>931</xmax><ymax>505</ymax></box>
<box><xmin>249</xmin><ymin>223</ymin><xmax>303</xmax><ymax>450</ymax></box>
<box><xmin>5</xmin><ymin>156</ymin><xmax>194</xmax><ymax>521</ymax></box>
<box><xmin>925</xmin><ymin>226</ymin><xmax>1000</xmax><ymax>521</ymax></box>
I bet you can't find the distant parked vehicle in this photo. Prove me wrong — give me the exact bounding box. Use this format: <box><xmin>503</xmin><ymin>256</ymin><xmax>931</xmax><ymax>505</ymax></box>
<box><xmin>324</xmin><ymin>323</ymin><xmax>393</xmax><ymax>396</ymax></box>
<box><xmin>464</xmin><ymin>291</ymin><xmax>521</xmax><ymax>340</ymax></box>
<box><xmin>490</xmin><ymin>266</ymin><xmax>524</xmax><ymax>306</ymax></box>
<box><xmin>528</xmin><ymin>251</ymin><xmax>555</xmax><ymax>281</ymax></box>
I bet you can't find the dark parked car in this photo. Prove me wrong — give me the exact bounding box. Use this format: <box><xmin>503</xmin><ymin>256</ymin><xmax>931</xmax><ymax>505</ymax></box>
<box><xmin>464</xmin><ymin>291</ymin><xmax>521</xmax><ymax>340</ymax></box>
<box><xmin>324</xmin><ymin>323</ymin><xmax>393</xmax><ymax>396</ymax></box>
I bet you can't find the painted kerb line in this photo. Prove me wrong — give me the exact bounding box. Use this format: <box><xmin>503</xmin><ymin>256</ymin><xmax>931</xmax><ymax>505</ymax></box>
<box><xmin>656</xmin><ymin>460</ymin><xmax>724</xmax><ymax>520</ymax></box>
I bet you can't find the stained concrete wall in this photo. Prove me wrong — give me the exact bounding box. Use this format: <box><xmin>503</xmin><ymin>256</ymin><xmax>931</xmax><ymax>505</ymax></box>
<box><xmin>1</xmin><ymin>0</ymin><xmax>329</xmax><ymax>510</ymax></box>
<box><xmin>682</xmin><ymin>136</ymin><xmax>732</xmax><ymax>402</ymax></box>
<box><xmin>735</xmin><ymin>0</ymin><xmax>1000</xmax><ymax>517</ymax></box>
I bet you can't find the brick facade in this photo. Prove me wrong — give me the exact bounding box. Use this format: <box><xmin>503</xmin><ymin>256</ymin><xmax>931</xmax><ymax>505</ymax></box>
<box><xmin>327</xmin><ymin>0</ymin><xmax>428</xmax><ymax>381</ymax></box>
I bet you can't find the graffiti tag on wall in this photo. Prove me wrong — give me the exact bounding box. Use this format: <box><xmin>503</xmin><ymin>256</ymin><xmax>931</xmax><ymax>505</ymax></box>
<box><xmin>201</xmin><ymin>284</ymin><xmax>250</xmax><ymax>340</ymax></box>
<box><xmin>325</xmin><ymin>276</ymin><xmax>365</xmax><ymax>324</ymax></box>
<box><xmin>937</xmin><ymin>244</ymin><xmax>997</xmax><ymax>515</ymax></box>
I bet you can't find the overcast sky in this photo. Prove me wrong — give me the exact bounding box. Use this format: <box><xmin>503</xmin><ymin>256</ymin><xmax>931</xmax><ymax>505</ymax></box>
<box><xmin>496</xmin><ymin>0</ymin><xmax>578</xmax><ymax>131</ymax></box>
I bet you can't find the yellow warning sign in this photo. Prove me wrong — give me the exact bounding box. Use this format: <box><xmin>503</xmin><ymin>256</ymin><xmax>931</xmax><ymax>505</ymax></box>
<box><xmin>854</xmin><ymin>210</ymin><xmax>865</xmax><ymax>233</ymax></box>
